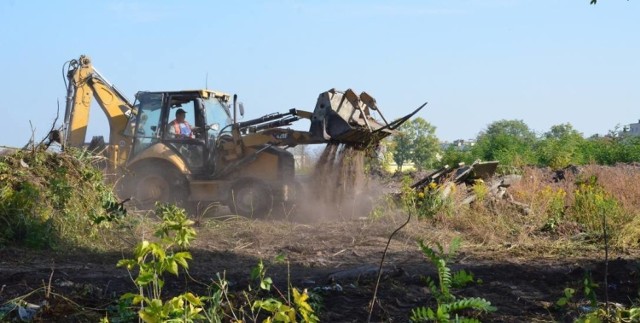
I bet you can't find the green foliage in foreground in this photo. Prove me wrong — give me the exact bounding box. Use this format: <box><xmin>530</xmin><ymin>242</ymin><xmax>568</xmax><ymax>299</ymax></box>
<box><xmin>112</xmin><ymin>204</ymin><xmax>319</xmax><ymax>323</ymax></box>
<box><xmin>0</xmin><ymin>148</ymin><xmax>125</xmax><ymax>249</ymax></box>
<box><xmin>411</xmin><ymin>238</ymin><xmax>496</xmax><ymax>322</ymax></box>
<box><xmin>554</xmin><ymin>271</ymin><xmax>640</xmax><ymax>322</ymax></box>
<box><xmin>117</xmin><ymin>204</ymin><xmax>202</xmax><ymax>322</ymax></box>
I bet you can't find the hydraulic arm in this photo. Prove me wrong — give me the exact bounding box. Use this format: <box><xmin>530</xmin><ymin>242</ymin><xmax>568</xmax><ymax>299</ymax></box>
<box><xmin>236</xmin><ymin>88</ymin><xmax>426</xmax><ymax>149</ymax></box>
<box><xmin>63</xmin><ymin>55</ymin><xmax>134</xmax><ymax>168</ymax></box>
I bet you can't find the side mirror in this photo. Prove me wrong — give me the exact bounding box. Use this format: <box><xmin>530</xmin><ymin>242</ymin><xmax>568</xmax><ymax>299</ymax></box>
<box><xmin>239</xmin><ymin>102</ymin><xmax>245</xmax><ymax>117</ymax></box>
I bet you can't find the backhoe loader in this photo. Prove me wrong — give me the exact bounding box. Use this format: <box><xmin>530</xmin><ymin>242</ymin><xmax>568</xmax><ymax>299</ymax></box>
<box><xmin>61</xmin><ymin>55</ymin><xmax>424</xmax><ymax>216</ymax></box>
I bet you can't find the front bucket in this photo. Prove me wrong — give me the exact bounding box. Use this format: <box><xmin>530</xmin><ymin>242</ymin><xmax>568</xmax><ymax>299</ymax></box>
<box><xmin>309</xmin><ymin>88</ymin><xmax>393</xmax><ymax>147</ymax></box>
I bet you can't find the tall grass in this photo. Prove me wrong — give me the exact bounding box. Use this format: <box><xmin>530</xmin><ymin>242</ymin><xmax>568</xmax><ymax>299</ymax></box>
<box><xmin>403</xmin><ymin>165</ymin><xmax>640</xmax><ymax>249</ymax></box>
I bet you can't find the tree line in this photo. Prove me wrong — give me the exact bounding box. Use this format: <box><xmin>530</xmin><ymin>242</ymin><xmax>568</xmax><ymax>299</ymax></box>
<box><xmin>385</xmin><ymin>118</ymin><xmax>640</xmax><ymax>171</ymax></box>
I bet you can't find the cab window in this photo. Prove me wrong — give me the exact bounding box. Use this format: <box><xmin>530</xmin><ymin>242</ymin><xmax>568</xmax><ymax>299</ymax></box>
<box><xmin>132</xmin><ymin>95</ymin><xmax>163</xmax><ymax>154</ymax></box>
<box><xmin>204</xmin><ymin>97</ymin><xmax>232</xmax><ymax>141</ymax></box>
<box><xmin>165</xmin><ymin>100</ymin><xmax>197</xmax><ymax>139</ymax></box>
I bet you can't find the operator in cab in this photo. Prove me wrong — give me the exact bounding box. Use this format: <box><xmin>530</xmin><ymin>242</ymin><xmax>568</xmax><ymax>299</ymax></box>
<box><xmin>168</xmin><ymin>108</ymin><xmax>194</xmax><ymax>139</ymax></box>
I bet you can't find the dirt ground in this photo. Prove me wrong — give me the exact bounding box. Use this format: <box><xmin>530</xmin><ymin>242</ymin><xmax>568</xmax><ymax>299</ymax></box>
<box><xmin>1</xmin><ymin>209</ymin><xmax>638</xmax><ymax>323</ymax></box>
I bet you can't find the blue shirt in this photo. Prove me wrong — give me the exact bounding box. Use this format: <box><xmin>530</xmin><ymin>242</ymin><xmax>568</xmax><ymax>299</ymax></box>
<box><xmin>179</xmin><ymin>123</ymin><xmax>192</xmax><ymax>137</ymax></box>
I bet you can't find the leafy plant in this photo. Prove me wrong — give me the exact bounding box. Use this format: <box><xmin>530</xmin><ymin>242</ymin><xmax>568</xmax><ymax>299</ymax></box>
<box><xmin>571</xmin><ymin>175</ymin><xmax>627</xmax><ymax>235</ymax></box>
<box><xmin>401</xmin><ymin>177</ymin><xmax>453</xmax><ymax>219</ymax></box>
<box><xmin>104</xmin><ymin>298</ymin><xmax>137</xmax><ymax>323</ymax></box>
<box><xmin>451</xmin><ymin>269</ymin><xmax>476</xmax><ymax>289</ymax></box>
<box><xmin>411</xmin><ymin>238</ymin><xmax>496</xmax><ymax>322</ymax></box>
<box><xmin>470</xmin><ymin>180</ymin><xmax>488</xmax><ymax>204</ymax></box>
<box><xmin>248</xmin><ymin>259</ymin><xmax>320</xmax><ymax>323</ymax></box>
<box><xmin>582</xmin><ymin>272</ymin><xmax>599</xmax><ymax>308</ymax></box>
<box><xmin>251</xmin><ymin>287</ymin><xmax>319</xmax><ymax>323</ymax></box>
<box><xmin>555</xmin><ymin>287</ymin><xmax>575</xmax><ymax>308</ymax></box>
<box><xmin>201</xmin><ymin>273</ymin><xmax>231</xmax><ymax>323</ymax></box>
<box><xmin>251</xmin><ymin>259</ymin><xmax>274</xmax><ymax>291</ymax></box>
<box><xmin>116</xmin><ymin>204</ymin><xmax>204</xmax><ymax>323</ymax></box>
<box><xmin>538</xmin><ymin>186</ymin><xmax>567</xmax><ymax>232</ymax></box>
<box><xmin>552</xmin><ymin>271</ymin><xmax>623</xmax><ymax>322</ymax></box>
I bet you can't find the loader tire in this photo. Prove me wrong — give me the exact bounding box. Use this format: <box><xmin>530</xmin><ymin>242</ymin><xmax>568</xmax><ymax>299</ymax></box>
<box><xmin>229</xmin><ymin>180</ymin><xmax>273</xmax><ymax>218</ymax></box>
<box><xmin>124</xmin><ymin>165</ymin><xmax>188</xmax><ymax>211</ymax></box>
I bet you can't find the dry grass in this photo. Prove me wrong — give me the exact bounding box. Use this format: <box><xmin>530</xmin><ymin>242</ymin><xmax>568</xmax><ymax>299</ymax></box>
<box><xmin>397</xmin><ymin>164</ymin><xmax>640</xmax><ymax>253</ymax></box>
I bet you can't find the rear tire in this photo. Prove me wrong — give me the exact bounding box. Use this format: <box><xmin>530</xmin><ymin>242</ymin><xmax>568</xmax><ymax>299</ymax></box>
<box><xmin>123</xmin><ymin>165</ymin><xmax>188</xmax><ymax>211</ymax></box>
<box><xmin>228</xmin><ymin>180</ymin><xmax>273</xmax><ymax>217</ymax></box>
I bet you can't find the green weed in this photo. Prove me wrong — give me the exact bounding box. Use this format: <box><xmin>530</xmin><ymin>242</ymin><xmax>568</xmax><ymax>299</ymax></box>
<box><xmin>570</xmin><ymin>176</ymin><xmax>627</xmax><ymax>236</ymax></box>
<box><xmin>401</xmin><ymin>176</ymin><xmax>454</xmax><ymax>219</ymax></box>
<box><xmin>411</xmin><ymin>237</ymin><xmax>496</xmax><ymax>322</ymax></box>
<box><xmin>538</xmin><ymin>186</ymin><xmax>567</xmax><ymax>232</ymax></box>
<box><xmin>116</xmin><ymin>204</ymin><xmax>204</xmax><ymax>323</ymax></box>
<box><xmin>0</xmin><ymin>148</ymin><xmax>126</xmax><ymax>249</ymax></box>
<box><xmin>246</xmin><ymin>259</ymin><xmax>320</xmax><ymax>323</ymax></box>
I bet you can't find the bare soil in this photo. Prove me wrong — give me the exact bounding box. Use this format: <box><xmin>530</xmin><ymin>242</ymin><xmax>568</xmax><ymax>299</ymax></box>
<box><xmin>1</xmin><ymin>212</ymin><xmax>638</xmax><ymax>322</ymax></box>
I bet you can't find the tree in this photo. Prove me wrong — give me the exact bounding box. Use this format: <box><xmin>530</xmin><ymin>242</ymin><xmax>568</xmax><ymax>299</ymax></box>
<box><xmin>472</xmin><ymin>119</ymin><xmax>537</xmax><ymax>167</ymax></box>
<box><xmin>392</xmin><ymin>132</ymin><xmax>412</xmax><ymax>171</ymax></box>
<box><xmin>583</xmin><ymin>129</ymin><xmax>640</xmax><ymax>165</ymax></box>
<box><xmin>408</xmin><ymin>118</ymin><xmax>442</xmax><ymax>170</ymax></box>
<box><xmin>438</xmin><ymin>144</ymin><xmax>475</xmax><ymax>169</ymax></box>
<box><xmin>391</xmin><ymin>117</ymin><xmax>441</xmax><ymax>171</ymax></box>
<box><xmin>619</xmin><ymin>136</ymin><xmax>640</xmax><ymax>163</ymax></box>
<box><xmin>536</xmin><ymin>123</ymin><xmax>586</xmax><ymax>168</ymax></box>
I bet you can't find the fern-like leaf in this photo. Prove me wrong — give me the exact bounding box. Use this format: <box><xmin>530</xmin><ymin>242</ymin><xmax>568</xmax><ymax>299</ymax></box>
<box><xmin>451</xmin><ymin>269</ymin><xmax>475</xmax><ymax>288</ymax></box>
<box><xmin>437</xmin><ymin>259</ymin><xmax>453</xmax><ymax>303</ymax></box>
<box><xmin>410</xmin><ymin>306</ymin><xmax>435</xmax><ymax>322</ymax></box>
<box><xmin>442</xmin><ymin>297</ymin><xmax>497</xmax><ymax>313</ymax></box>
<box><xmin>447</xmin><ymin>236</ymin><xmax>462</xmax><ymax>260</ymax></box>
<box><xmin>419</xmin><ymin>240</ymin><xmax>441</xmax><ymax>265</ymax></box>
<box><xmin>453</xmin><ymin>316</ymin><xmax>481</xmax><ymax>323</ymax></box>
<box><xmin>424</xmin><ymin>276</ymin><xmax>441</xmax><ymax>300</ymax></box>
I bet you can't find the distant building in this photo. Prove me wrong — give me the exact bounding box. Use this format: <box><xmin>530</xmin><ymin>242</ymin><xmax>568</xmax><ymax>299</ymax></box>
<box><xmin>629</xmin><ymin>120</ymin><xmax>640</xmax><ymax>136</ymax></box>
<box><xmin>441</xmin><ymin>139</ymin><xmax>476</xmax><ymax>150</ymax></box>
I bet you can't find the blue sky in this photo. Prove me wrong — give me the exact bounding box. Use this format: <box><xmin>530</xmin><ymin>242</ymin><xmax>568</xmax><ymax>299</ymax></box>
<box><xmin>1</xmin><ymin>0</ymin><xmax>638</xmax><ymax>148</ymax></box>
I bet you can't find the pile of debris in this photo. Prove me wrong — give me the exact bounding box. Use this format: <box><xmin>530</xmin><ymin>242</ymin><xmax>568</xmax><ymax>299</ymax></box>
<box><xmin>410</xmin><ymin>160</ymin><xmax>529</xmax><ymax>214</ymax></box>
<box><xmin>0</xmin><ymin>147</ymin><xmax>125</xmax><ymax>248</ymax></box>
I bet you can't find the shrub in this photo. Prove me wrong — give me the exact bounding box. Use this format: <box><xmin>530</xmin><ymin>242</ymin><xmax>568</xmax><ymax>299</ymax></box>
<box><xmin>568</xmin><ymin>176</ymin><xmax>628</xmax><ymax>235</ymax></box>
<box><xmin>0</xmin><ymin>148</ymin><xmax>125</xmax><ymax>249</ymax></box>
<box><xmin>537</xmin><ymin>186</ymin><xmax>567</xmax><ymax>232</ymax></box>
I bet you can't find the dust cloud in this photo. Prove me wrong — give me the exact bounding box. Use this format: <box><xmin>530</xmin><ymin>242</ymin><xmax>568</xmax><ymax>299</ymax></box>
<box><xmin>293</xmin><ymin>142</ymin><xmax>383</xmax><ymax>223</ymax></box>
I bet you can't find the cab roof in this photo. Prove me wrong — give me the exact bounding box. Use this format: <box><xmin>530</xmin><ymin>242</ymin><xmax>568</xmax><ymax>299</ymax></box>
<box><xmin>136</xmin><ymin>89</ymin><xmax>230</xmax><ymax>101</ymax></box>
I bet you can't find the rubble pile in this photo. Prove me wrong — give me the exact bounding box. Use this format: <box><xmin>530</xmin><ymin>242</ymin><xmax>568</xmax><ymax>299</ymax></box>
<box><xmin>408</xmin><ymin>160</ymin><xmax>529</xmax><ymax>214</ymax></box>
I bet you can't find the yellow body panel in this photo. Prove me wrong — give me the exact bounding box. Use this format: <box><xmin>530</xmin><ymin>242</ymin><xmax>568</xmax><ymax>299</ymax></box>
<box><xmin>126</xmin><ymin>143</ymin><xmax>189</xmax><ymax>174</ymax></box>
<box><xmin>240</xmin><ymin>148</ymin><xmax>280</xmax><ymax>181</ymax></box>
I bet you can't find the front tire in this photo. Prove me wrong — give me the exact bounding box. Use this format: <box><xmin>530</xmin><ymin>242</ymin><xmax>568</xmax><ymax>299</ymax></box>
<box><xmin>228</xmin><ymin>180</ymin><xmax>273</xmax><ymax>217</ymax></box>
<box><xmin>123</xmin><ymin>165</ymin><xmax>188</xmax><ymax>210</ymax></box>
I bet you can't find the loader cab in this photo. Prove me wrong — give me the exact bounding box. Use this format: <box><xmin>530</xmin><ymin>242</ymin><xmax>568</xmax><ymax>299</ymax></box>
<box><xmin>131</xmin><ymin>90</ymin><xmax>232</xmax><ymax>175</ymax></box>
